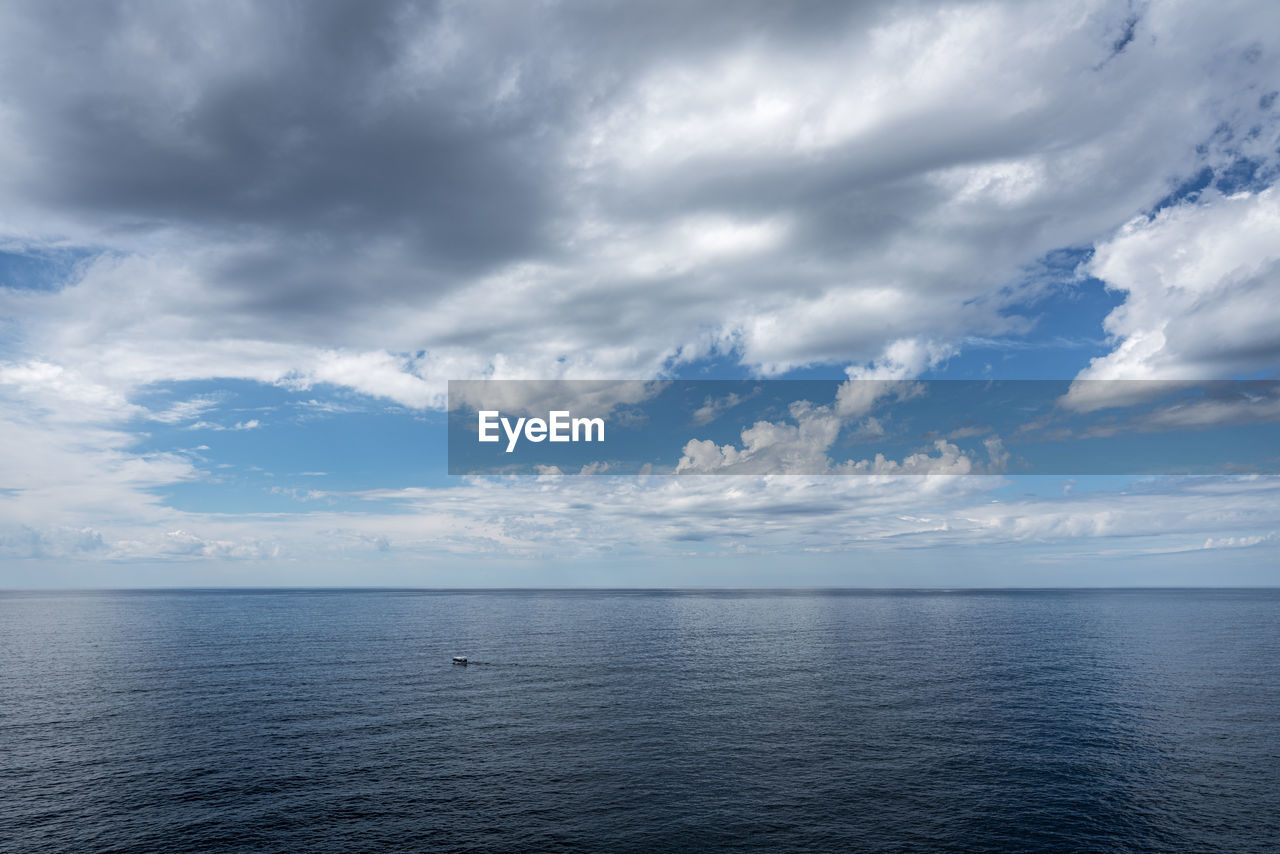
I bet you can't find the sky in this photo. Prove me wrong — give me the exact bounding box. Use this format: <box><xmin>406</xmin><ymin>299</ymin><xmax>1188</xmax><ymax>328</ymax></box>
<box><xmin>1</xmin><ymin>0</ymin><xmax>1278</xmax><ymax>587</ymax></box>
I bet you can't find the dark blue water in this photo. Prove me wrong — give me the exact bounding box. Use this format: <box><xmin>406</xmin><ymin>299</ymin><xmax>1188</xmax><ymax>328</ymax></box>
<box><xmin>2</xmin><ymin>589</ymin><xmax>1278</xmax><ymax>852</ymax></box>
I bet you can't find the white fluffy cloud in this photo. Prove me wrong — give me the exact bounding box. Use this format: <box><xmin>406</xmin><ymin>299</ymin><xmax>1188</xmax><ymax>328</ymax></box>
<box><xmin>1079</xmin><ymin>188</ymin><xmax>1280</xmax><ymax>382</ymax></box>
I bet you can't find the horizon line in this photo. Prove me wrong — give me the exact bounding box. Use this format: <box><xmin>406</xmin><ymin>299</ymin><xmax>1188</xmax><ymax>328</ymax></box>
<box><xmin>3</xmin><ymin>585</ymin><xmax>1278</xmax><ymax>593</ymax></box>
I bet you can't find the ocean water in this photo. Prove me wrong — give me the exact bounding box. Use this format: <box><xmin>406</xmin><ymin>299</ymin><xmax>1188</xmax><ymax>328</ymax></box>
<box><xmin>1</xmin><ymin>589</ymin><xmax>1278</xmax><ymax>852</ymax></box>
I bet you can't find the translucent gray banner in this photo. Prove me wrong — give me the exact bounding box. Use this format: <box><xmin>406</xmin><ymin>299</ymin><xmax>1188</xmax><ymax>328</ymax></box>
<box><xmin>447</xmin><ymin>380</ymin><xmax>1280</xmax><ymax>475</ymax></box>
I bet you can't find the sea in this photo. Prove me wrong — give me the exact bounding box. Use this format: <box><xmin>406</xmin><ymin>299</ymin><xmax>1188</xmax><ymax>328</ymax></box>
<box><xmin>1</xmin><ymin>588</ymin><xmax>1278</xmax><ymax>852</ymax></box>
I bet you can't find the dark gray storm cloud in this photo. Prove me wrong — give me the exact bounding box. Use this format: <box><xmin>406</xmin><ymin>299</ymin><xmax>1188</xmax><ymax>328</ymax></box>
<box><xmin>23</xmin><ymin>2</ymin><xmax>557</xmax><ymax>265</ymax></box>
<box><xmin>9</xmin><ymin>2</ymin><xmax>888</xmax><ymax>266</ymax></box>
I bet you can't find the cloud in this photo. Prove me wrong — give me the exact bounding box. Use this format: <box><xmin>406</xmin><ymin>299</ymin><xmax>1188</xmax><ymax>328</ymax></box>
<box><xmin>290</xmin><ymin>474</ymin><xmax>1280</xmax><ymax>561</ymax></box>
<box><xmin>0</xmin><ymin>360</ymin><xmax>139</xmax><ymax>421</ymax></box>
<box><xmin>1202</xmin><ymin>531</ymin><xmax>1277</xmax><ymax>550</ymax></box>
<box><xmin>147</xmin><ymin>530</ymin><xmax>281</xmax><ymax>561</ymax></box>
<box><xmin>187</xmin><ymin>418</ymin><xmax>261</xmax><ymax>431</ymax></box>
<box><xmin>835</xmin><ymin>338</ymin><xmax>946</xmax><ymax>417</ymax></box>
<box><xmin>269</xmin><ymin>486</ymin><xmax>329</xmax><ymax>503</ymax></box>
<box><xmin>983</xmin><ymin>436</ymin><xmax>1010</xmax><ymax>472</ymax></box>
<box><xmin>1</xmin><ymin>2</ymin><xmax>1279</xmax><ymax>580</ymax></box>
<box><xmin>835</xmin><ymin>440</ymin><xmax>978</xmax><ymax>475</ymax></box>
<box><xmin>448</xmin><ymin>380</ymin><xmax>665</xmax><ymax>420</ymax></box>
<box><xmin>1078</xmin><ymin>188</ymin><xmax>1280</xmax><ymax>382</ymax></box>
<box><xmin>0</xmin><ymin>525</ymin><xmax>106</xmax><ymax>559</ymax></box>
<box><xmin>674</xmin><ymin>385</ymin><xmax>1011</xmax><ymax>475</ymax></box>
<box><xmin>1053</xmin><ymin>379</ymin><xmax>1280</xmax><ymax>438</ymax></box>
<box><xmin>2</xmin><ymin>391</ymin><xmax>1277</xmax><ymax>566</ymax></box>
<box><xmin>690</xmin><ymin>387</ymin><xmax>759</xmax><ymax>426</ymax></box>
<box><xmin>0</xmin><ymin>0</ymin><xmax>1276</xmax><ymax>411</ymax></box>
<box><xmin>148</xmin><ymin>395</ymin><xmax>223</xmax><ymax>424</ymax></box>
<box><xmin>0</xmin><ymin>401</ymin><xmax>199</xmax><ymax>530</ymax></box>
<box><xmin>677</xmin><ymin>404</ymin><xmax>842</xmax><ymax>474</ymax></box>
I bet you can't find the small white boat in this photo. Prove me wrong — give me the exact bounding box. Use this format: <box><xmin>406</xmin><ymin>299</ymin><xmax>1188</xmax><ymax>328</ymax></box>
<box><xmin>452</xmin><ymin>656</ymin><xmax>468</xmax><ymax>665</ymax></box>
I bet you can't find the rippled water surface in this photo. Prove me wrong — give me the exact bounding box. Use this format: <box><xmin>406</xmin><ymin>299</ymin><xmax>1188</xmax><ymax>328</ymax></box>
<box><xmin>2</xmin><ymin>589</ymin><xmax>1279</xmax><ymax>852</ymax></box>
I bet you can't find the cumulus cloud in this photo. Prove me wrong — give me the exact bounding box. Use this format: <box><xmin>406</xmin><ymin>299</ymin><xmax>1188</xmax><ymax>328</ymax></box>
<box><xmin>835</xmin><ymin>339</ymin><xmax>947</xmax><ymax>417</ymax></box>
<box><xmin>0</xmin><ymin>0</ymin><xmax>1277</xmax><ymax>409</ymax></box>
<box><xmin>677</xmin><ymin>400</ymin><xmax>844</xmax><ymax>474</ymax></box>
<box><xmin>1076</xmin><ymin>189</ymin><xmax>1280</xmax><ymax>384</ymax></box>
<box><xmin>675</xmin><ymin>385</ymin><xmax>1013</xmax><ymax>475</ymax></box>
